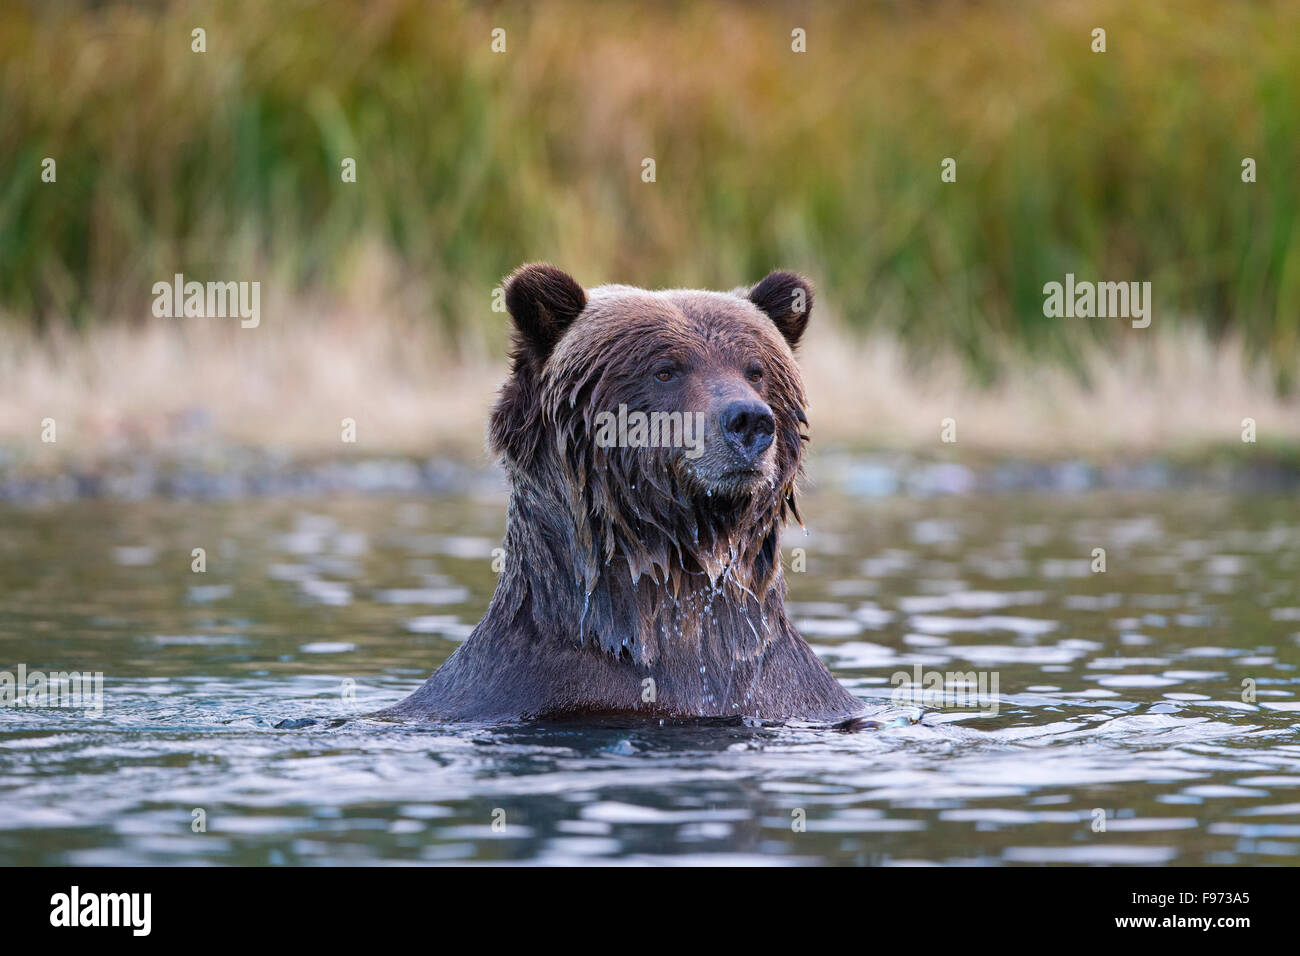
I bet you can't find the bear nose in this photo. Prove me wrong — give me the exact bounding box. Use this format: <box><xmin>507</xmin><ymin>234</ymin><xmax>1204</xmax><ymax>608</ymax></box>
<box><xmin>720</xmin><ymin>400</ymin><xmax>775</xmax><ymax>460</ymax></box>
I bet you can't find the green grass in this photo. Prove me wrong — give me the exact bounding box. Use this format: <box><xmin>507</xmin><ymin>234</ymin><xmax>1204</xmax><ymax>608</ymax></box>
<box><xmin>1</xmin><ymin>0</ymin><xmax>1297</xmax><ymax>385</ymax></box>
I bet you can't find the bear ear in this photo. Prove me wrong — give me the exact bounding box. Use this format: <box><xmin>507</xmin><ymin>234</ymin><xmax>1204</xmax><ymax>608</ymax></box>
<box><xmin>748</xmin><ymin>270</ymin><xmax>813</xmax><ymax>348</ymax></box>
<box><xmin>504</xmin><ymin>263</ymin><xmax>587</xmax><ymax>362</ymax></box>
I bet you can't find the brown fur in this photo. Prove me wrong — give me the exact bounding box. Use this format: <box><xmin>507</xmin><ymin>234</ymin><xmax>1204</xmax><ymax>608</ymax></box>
<box><xmin>380</xmin><ymin>265</ymin><xmax>863</xmax><ymax>722</ymax></box>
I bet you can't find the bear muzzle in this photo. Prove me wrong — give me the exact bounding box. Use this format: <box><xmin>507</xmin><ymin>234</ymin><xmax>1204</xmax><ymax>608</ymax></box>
<box><xmin>719</xmin><ymin>399</ymin><xmax>776</xmax><ymax>461</ymax></box>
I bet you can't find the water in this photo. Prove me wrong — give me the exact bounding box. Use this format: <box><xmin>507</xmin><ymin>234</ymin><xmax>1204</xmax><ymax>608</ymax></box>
<box><xmin>1</xmin><ymin>483</ymin><xmax>1298</xmax><ymax>865</ymax></box>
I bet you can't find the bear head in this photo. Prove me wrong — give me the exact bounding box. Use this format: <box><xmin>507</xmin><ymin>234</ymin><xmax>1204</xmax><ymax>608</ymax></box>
<box><xmin>488</xmin><ymin>263</ymin><xmax>815</xmax><ymax>662</ymax></box>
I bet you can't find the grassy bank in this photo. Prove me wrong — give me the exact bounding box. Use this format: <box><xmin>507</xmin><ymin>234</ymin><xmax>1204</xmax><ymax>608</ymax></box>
<box><xmin>3</xmin><ymin>298</ymin><xmax>1296</xmax><ymax>482</ymax></box>
<box><xmin>2</xmin><ymin>0</ymin><xmax>1298</xmax><ymax>384</ymax></box>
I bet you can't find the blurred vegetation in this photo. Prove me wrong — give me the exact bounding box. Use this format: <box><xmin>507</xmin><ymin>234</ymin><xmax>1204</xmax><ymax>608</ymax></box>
<box><xmin>1</xmin><ymin>0</ymin><xmax>1297</xmax><ymax>385</ymax></box>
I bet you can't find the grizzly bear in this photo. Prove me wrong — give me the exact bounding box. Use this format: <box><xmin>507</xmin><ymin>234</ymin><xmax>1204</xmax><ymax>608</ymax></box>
<box><xmin>380</xmin><ymin>264</ymin><xmax>864</xmax><ymax>723</ymax></box>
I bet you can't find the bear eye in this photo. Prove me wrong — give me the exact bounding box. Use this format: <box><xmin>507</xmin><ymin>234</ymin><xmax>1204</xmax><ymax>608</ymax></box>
<box><xmin>745</xmin><ymin>366</ymin><xmax>764</xmax><ymax>384</ymax></box>
<box><xmin>654</xmin><ymin>367</ymin><xmax>677</xmax><ymax>383</ymax></box>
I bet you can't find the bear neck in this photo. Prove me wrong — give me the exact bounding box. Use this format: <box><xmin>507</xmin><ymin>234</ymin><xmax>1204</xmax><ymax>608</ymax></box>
<box><xmin>501</xmin><ymin>466</ymin><xmax>795</xmax><ymax>668</ymax></box>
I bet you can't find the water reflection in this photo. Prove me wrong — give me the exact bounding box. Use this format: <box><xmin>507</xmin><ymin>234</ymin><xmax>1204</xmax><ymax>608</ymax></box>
<box><xmin>0</xmin><ymin>486</ymin><xmax>1297</xmax><ymax>864</ymax></box>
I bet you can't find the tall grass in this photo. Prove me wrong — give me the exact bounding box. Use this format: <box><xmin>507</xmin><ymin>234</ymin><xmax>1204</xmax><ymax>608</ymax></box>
<box><xmin>1</xmin><ymin>0</ymin><xmax>1297</xmax><ymax>384</ymax></box>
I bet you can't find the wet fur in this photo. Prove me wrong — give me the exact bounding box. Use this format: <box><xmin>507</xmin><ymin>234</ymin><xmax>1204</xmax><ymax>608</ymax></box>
<box><xmin>381</xmin><ymin>266</ymin><xmax>863</xmax><ymax>722</ymax></box>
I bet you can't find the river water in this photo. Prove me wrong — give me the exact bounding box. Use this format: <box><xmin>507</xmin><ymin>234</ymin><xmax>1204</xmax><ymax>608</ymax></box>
<box><xmin>1</xmin><ymin>475</ymin><xmax>1297</xmax><ymax>864</ymax></box>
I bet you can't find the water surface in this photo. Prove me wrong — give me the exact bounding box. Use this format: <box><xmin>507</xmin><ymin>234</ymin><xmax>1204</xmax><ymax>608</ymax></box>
<box><xmin>1</xmin><ymin>483</ymin><xmax>1298</xmax><ymax>864</ymax></box>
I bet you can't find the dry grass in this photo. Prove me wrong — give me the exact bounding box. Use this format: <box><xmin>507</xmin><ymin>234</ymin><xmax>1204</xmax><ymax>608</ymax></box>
<box><xmin>3</xmin><ymin>296</ymin><xmax>1296</xmax><ymax>476</ymax></box>
<box><xmin>0</xmin><ymin>301</ymin><xmax>498</xmax><ymax>475</ymax></box>
<box><xmin>803</xmin><ymin>321</ymin><xmax>1299</xmax><ymax>458</ymax></box>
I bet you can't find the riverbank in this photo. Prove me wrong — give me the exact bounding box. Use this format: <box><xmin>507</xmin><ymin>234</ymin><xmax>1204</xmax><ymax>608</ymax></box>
<box><xmin>2</xmin><ymin>308</ymin><xmax>1297</xmax><ymax>503</ymax></box>
<box><xmin>6</xmin><ymin>1</ymin><xmax>1298</xmax><ymax>384</ymax></box>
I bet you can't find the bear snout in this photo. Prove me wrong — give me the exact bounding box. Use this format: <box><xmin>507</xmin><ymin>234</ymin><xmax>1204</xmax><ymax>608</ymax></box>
<box><xmin>719</xmin><ymin>400</ymin><xmax>775</xmax><ymax>461</ymax></box>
